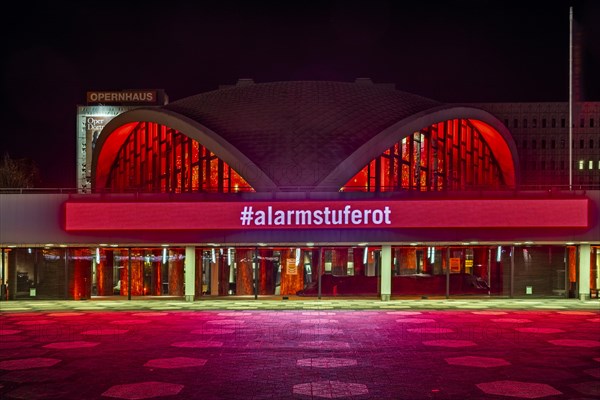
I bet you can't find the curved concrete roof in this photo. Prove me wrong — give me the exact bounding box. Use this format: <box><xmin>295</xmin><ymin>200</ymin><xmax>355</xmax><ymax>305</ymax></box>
<box><xmin>94</xmin><ymin>81</ymin><xmax>518</xmax><ymax>191</ymax></box>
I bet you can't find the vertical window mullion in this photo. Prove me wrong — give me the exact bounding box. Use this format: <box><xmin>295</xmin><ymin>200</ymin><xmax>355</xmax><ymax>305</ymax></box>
<box><xmin>218</xmin><ymin>159</ymin><xmax>224</xmax><ymax>192</ymax></box>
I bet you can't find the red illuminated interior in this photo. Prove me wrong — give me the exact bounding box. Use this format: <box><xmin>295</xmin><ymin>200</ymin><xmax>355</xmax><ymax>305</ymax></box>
<box><xmin>95</xmin><ymin>121</ymin><xmax>253</xmax><ymax>193</ymax></box>
<box><xmin>342</xmin><ymin>119</ymin><xmax>515</xmax><ymax>191</ymax></box>
<box><xmin>95</xmin><ymin>122</ymin><xmax>138</xmax><ymax>191</ymax></box>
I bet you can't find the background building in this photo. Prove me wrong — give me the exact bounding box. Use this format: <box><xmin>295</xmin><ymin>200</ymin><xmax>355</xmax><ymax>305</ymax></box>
<box><xmin>473</xmin><ymin>102</ymin><xmax>600</xmax><ymax>187</ymax></box>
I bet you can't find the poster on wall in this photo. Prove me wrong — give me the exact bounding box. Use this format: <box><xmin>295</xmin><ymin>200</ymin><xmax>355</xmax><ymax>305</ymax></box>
<box><xmin>76</xmin><ymin>90</ymin><xmax>168</xmax><ymax>193</ymax></box>
<box><xmin>449</xmin><ymin>258</ymin><xmax>461</xmax><ymax>273</ymax></box>
<box><xmin>465</xmin><ymin>259</ymin><xmax>473</xmax><ymax>271</ymax></box>
<box><xmin>76</xmin><ymin>106</ymin><xmax>136</xmax><ymax>192</ymax></box>
<box><xmin>286</xmin><ymin>258</ymin><xmax>298</xmax><ymax>275</ymax></box>
<box><xmin>85</xmin><ymin>115</ymin><xmax>111</xmax><ymax>177</ymax></box>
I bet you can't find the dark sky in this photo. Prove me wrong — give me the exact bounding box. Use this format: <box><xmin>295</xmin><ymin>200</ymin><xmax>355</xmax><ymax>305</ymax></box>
<box><xmin>1</xmin><ymin>0</ymin><xmax>598</xmax><ymax>187</ymax></box>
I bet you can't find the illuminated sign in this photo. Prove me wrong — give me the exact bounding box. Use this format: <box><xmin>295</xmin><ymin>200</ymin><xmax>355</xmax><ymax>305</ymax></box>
<box><xmin>450</xmin><ymin>258</ymin><xmax>461</xmax><ymax>273</ymax></box>
<box><xmin>86</xmin><ymin>91</ymin><xmax>157</xmax><ymax>104</ymax></box>
<box><xmin>286</xmin><ymin>259</ymin><xmax>298</xmax><ymax>275</ymax></box>
<box><xmin>239</xmin><ymin>204</ymin><xmax>391</xmax><ymax>226</ymax></box>
<box><xmin>64</xmin><ymin>198</ymin><xmax>589</xmax><ymax>231</ymax></box>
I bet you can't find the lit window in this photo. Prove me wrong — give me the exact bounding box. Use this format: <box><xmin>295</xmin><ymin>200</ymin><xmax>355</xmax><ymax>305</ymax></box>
<box><xmin>104</xmin><ymin>122</ymin><xmax>254</xmax><ymax>193</ymax></box>
<box><xmin>578</xmin><ymin>160</ymin><xmax>584</xmax><ymax>170</ymax></box>
<box><xmin>598</xmin><ymin>160</ymin><xmax>600</xmax><ymax>170</ymax></box>
<box><xmin>590</xmin><ymin>160</ymin><xmax>594</xmax><ymax>170</ymax></box>
<box><xmin>341</xmin><ymin>119</ymin><xmax>506</xmax><ymax>192</ymax></box>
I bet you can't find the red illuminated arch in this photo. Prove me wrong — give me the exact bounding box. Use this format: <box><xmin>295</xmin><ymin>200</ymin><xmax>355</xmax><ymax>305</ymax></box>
<box><xmin>99</xmin><ymin>122</ymin><xmax>254</xmax><ymax>193</ymax></box>
<box><xmin>92</xmin><ymin>109</ymin><xmax>277</xmax><ymax>192</ymax></box>
<box><xmin>318</xmin><ymin>105</ymin><xmax>518</xmax><ymax>191</ymax></box>
<box><xmin>92</xmin><ymin>101</ymin><xmax>518</xmax><ymax>193</ymax></box>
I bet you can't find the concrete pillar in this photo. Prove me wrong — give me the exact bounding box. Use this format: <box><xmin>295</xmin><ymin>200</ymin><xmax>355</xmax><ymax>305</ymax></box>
<box><xmin>380</xmin><ymin>245</ymin><xmax>391</xmax><ymax>301</ymax></box>
<box><xmin>578</xmin><ymin>244</ymin><xmax>591</xmax><ymax>300</ymax></box>
<box><xmin>185</xmin><ymin>247</ymin><xmax>196</xmax><ymax>302</ymax></box>
<box><xmin>510</xmin><ymin>246</ymin><xmax>515</xmax><ymax>298</ymax></box>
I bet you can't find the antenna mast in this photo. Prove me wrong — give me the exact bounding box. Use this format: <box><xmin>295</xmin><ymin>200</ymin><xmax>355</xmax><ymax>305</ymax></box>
<box><xmin>568</xmin><ymin>6</ymin><xmax>573</xmax><ymax>190</ymax></box>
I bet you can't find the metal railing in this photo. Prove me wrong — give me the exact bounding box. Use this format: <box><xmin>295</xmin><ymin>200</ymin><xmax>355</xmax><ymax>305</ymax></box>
<box><xmin>1</xmin><ymin>184</ymin><xmax>598</xmax><ymax>195</ymax></box>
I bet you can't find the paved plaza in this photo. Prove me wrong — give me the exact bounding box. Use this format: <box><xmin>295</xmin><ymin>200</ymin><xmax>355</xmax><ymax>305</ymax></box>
<box><xmin>1</xmin><ymin>299</ymin><xmax>599</xmax><ymax>399</ymax></box>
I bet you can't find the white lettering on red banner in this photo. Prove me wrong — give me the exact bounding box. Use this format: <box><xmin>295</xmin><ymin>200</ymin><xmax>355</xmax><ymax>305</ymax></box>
<box><xmin>64</xmin><ymin>199</ymin><xmax>589</xmax><ymax>231</ymax></box>
<box><xmin>239</xmin><ymin>205</ymin><xmax>392</xmax><ymax>226</ymax></box>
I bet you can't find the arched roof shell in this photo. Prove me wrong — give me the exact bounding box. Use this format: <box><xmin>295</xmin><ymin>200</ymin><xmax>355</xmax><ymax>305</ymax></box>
<box><xmin>94</xmin><ymin>81</ymin><xmax>518</xmax><ymax>191</ymax></box>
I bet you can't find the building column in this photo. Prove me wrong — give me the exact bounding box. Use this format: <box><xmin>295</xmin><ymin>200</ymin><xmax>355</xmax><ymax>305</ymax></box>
<box><xmin>380</xmin><ymin>245</ymin><xmax>391</xmax><ymax>301</ymax></box>
<box><xmin>578</xmin><ymin>244</ymin><xmax>591</xmax><ymax>300</ymax></box>
<box><xmin>185</xmin><ymin>246</ymin><xmax>196</xmax><ymax>302</ymax></box>
<box><xmin>510</xmin><ymin>246</ymin><xmax>515</xmax><ymax>298</ymax></box>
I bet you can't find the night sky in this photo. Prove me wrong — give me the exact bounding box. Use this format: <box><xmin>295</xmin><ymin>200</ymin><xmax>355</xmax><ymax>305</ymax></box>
<box><xmin>1</xmin><ymin>0</ymin><xmax>598</xmax><ymax>187</ymax></box>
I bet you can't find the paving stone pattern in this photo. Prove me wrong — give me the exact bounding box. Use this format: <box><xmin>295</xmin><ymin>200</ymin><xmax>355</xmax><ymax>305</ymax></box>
<box><xmin>0</xmin><ymin>299</ymin><xmax>599</xmax><ymax>399</ymax></box>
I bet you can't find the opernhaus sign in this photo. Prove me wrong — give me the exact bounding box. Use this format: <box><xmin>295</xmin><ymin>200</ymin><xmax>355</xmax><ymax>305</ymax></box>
<box><xmin>64</xmin><ymin>199</ymin><xmax>589</xmax><ymax>231</ymax></box>
<box><xmin>86</xmin><ymin>90</ymin><xmax>157</xmax><ymax>104</ymax></box>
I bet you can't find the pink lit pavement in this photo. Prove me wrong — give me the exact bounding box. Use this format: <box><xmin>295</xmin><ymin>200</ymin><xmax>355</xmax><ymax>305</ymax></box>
<box><xmin>0</xmin><ymin>300</ymin><xmax>599</xmax><ymax>399</ymax></box>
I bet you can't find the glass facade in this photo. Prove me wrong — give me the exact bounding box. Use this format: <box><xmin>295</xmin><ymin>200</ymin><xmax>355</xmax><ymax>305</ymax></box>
<box><xmin>2</xmin><ymin>244</ymin><xmax>594</xmax><ymax>300</ymax></box>
<box><xmin>194</xmin><ymin>248</ymin><xmax>317</xmax><ymax>297</ymax></box>
<box><xmin>2</xmin><ymin>247</ymin><xmax>185</xmax><ymax>300</ymax></box>
<box><xmin>390</xmin><ymin>246</ymin><xmax>498</xmax><ymax>297</ymax></box>
<box><xmin>103</xmin><ymin>248</ymin><xmax>185</xmax><ymax>297</ymax></box>
<box><xmin>5</xmin><ymin>248</ymin><xmax>68</xmax><ymax>300</ymax></box>
<box><xmin>105</xmin><ymin>122</ymin><xmax>253</xmax><ymax>193</ymax></box>
<box><xmin>342</xmin><ymin>119</ymin><xmax>506</xmax><ymax>192</ymax></box>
